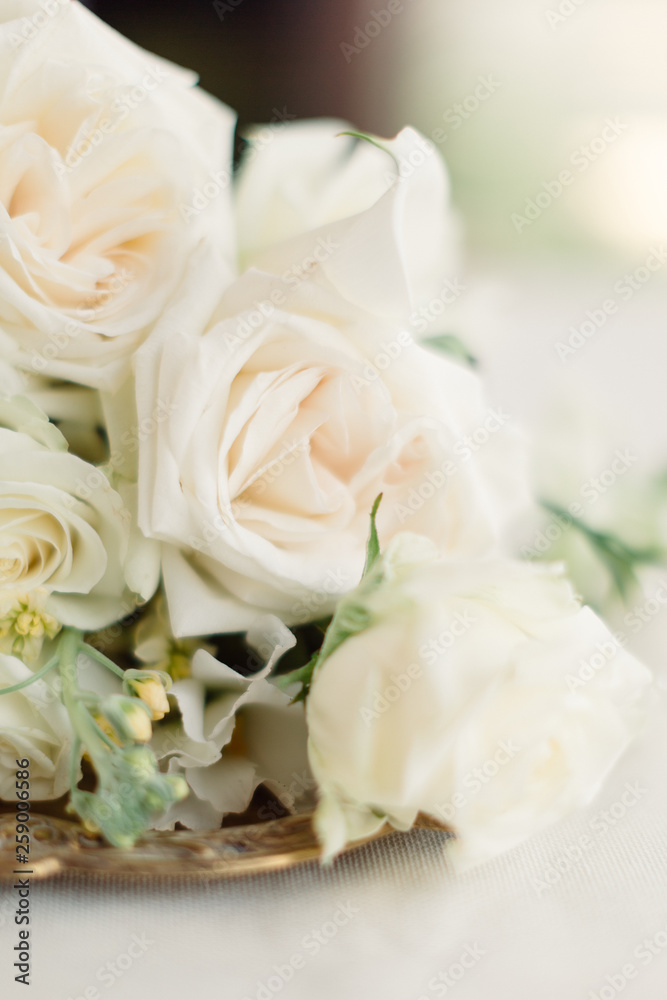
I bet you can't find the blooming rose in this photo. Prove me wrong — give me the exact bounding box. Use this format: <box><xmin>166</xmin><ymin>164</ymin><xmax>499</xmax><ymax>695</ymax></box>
<box><xmin>0</xmin><ymin>395</ymin><xmax>145</xmax><ymax>631</ymax></box>
<box><xmin>0</xmin><ymin>652</ymin><xmax>76</xmax><ymax>799</ymax></box>
<box><xmin>306</xmin><ymin>535</ymin><xmax>652</xmax><ymax>864</ymax></box>
<box><xmin>235</xmin><ymin>122</ymin><xmax>459</xmax><ymax>320</ymax></box>
<box><xmin>0</xmin><ymin>0</ymin><xmax>235</xmax><ymax>389</ymax></box>
<box><xmin>136</xmin><ymin>258</ymin><xmax>527</xmax><ymax>635</ymax></box>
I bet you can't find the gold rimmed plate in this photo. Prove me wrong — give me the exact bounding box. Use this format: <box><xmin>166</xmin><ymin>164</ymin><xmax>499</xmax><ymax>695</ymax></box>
<box><xmin>0</xmin><ymin>808</ymin><xmax>449</xmax><ymax>880</ymax></box>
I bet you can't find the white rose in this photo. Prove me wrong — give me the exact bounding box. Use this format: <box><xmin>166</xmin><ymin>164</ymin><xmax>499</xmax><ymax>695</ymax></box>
<box><xmin>306</xmin><ymin>537</ymin><xmax>652</xmax><ymax>864</ymax></box>
<box><xmin>236</xmin><ymin>121</ymin><xmax>460</xmax><ymax>320</ymax></box>
<box><xmin>0</xmin><ymin>395</ymin><xmax>140</xmax><ymax>633</ymax></box>
<box><xmin>136</xmin><ymin>257</ymin><xmax>527</xmax><ymax>636</ymax></box>
<box><xmin>0</xmin><ymin>0</ymin><xmax>235</xmax><ymax>389</ymax></box>
<box><xmin>0</xmin><ymin>652</ymin><xmax>76</xmax><ymax>800</ymax></box>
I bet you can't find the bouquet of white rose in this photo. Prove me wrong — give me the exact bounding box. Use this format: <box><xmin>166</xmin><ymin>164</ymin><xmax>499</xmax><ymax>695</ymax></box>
<box><xmin>0</xmin><ymin>0</ymin><xmax>654</xmax><ymax>868</ymax></box>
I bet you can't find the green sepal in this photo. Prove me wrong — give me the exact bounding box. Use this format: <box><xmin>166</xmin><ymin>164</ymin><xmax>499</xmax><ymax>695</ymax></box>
<box><xmin>276</xmin><ymin>496</ymin><xmax>384</xmax><ymax>702</ymax></box>
<box><xmin>336</xmin><ymin>130</ymin><xmax>393</xmax><ymax>161</ymax></box>
<box><xmin>363</xmin><ymin>493</ymin><xmax>383</xmax><ymax>576</ymax></box>
<box><xmin>423</xmin><ymin>333</ymin><xmax>477</xmax><ymax>369</ymax></box>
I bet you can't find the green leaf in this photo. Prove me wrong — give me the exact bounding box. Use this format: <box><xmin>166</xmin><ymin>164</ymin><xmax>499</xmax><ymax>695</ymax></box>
<box><xmin>539</xmin><ymin>500</ymin><xmax>663</xmax><ymax>602</ymax></box>
<box><xmin>423</xmin><ymin>334</ymin><xmax>477</xmax><ymax>368</ymax></box>
<box><xmin>363</xmin><ymin>493</ymin><xmax>383</xmax><ymax>577</ymax></box>
<box><xmin>276</xmin><ymin>497</ymin><xmax>385</xmax><ymax>703</ymax></box>
<box><xmin>274</xmin><ymin>653</ymin><xmax>319</xmax><ymax>704</ymax></box>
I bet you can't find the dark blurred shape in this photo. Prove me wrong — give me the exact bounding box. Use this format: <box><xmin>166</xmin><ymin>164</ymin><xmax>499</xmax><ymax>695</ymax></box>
<box><xmin>88</xmin><ymin>0</ymin><xmax>393</xmax><ymax>134</ymax></box>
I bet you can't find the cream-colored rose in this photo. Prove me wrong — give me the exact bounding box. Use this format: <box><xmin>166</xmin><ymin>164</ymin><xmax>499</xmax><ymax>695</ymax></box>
<box><xmin>236</xmin><ymin>122</ymin><xmax>460</xmax><ymax>320</ymax></box>
<box><xmin>136</xmin><ymin>257</ymin><xmax>527</xmax><ymax>636</ymax></box>
<box><xmin>0</xmin><ymin>395</ymin><xmax>141</xmax><ymax>631</ymax></box>
<box><xmin>306</xmin><ymin>536</ymin><xmax>652</xmax><ymax>864</ymax></box>
<box><xmin>0</xmin><ymin>0</ymin><xmax>235</xmax><ymax>389</ymax></box>
<box><xmin>0</xmin><ymin>652</ymin><xmax>76</xmax><ymax>799</ymax></box>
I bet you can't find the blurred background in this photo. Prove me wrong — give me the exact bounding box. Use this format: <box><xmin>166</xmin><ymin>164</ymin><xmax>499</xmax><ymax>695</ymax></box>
<box><xmin>87</xmin><ymin>0</ymin><xmax>667</xmax><ymax>260</ymax></box>
<box><xmin>86</xmin><ymin>0</ymin><xmax>667</xmax><ymax>666</ymax></box>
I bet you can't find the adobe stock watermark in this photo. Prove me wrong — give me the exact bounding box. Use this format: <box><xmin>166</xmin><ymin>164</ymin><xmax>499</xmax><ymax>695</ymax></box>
<box><xmin>520</xmin><ymin>448</ymin><xmax>638</xmax><ymax>559</ymax></box>
<box><xmin>360</xmin><ymin>661</ymin><xmax>422</xmax><ymax>726</ymax></box>
<box><xmin>242</xmin><ymin>901</ymin><xmax>360</xmax><ymax>1000</ymax></box>
<box><xmin>30</xmin><ymin>269</ymin><xmax>135</xmax><ymax>374</ymax></box>
<box><xmin>65</xmin><ymin>397</ymin><xmax>177</xmax><ymax>507</ymax></box>
<box><xmin>65</xmin><ymin>934</ymin><xmax>154</xmax><ymax>1000</ymax></box>
<box><xmin>416</xmin><ymin>943</ymin><xmax>486</xmax><ymax>999</ymax></box>
<box><xmin>546</xmin><ymin>0</ymin><xmax>591</xmax><ymax>29</ymax></box>
<box><xmin>110</xmin><ymin>397</ymin><xmax>178</xmax><ymax>469</ymax></box>
<box><xmin>180</xmin><ymin>107</ymin><xmax>296</xmax><ymax>222</ymax></box>
<box><xmin>340</xmin><ymin>1</ymin><xmax>416</xmax><ymax>63</ymax></box>
<box><xmin>55</xmin><ymin>67</ymin><xmax>168</xmax><ymax>176</ymax></box>
<box><xmin>7</xmin><ymin>0</ymin><xmax>68</xmax><ymax>48</ymax></box>
<box><xmin>378</xmin><ymin>130</ymin><xmax>440</xmax><ymax>192</ymax></box>
<box><xmin>290</xmin><ymin>567</ymin><xmax>357</xmax><ymax>625</ymax></box>
<box><xmin>212</xmin><ymin>0</ymin><xmax>245</xmax><ymax>20</ymax></box>
<box><xmin>511</xmin><ymin>119</ymin><xmax>629</xmax><ymax>234</ymax></box>
<box><xmin>409</xmin><ymin>278</ymin><xmax>468</xmax><ymax>335</ymax></box>
<box><xmin>565</xmin><ymin>635</ymin><xmax>622</xmax><ymax>693</ymax></box>
<box><xmin>360</xmin><ymin>611</ymin><xmax>477</xmax><ymax>725</ymax></box>
<box><xmin>563</xmin><ymin>576</ymin><xmax>667</xmax><ymax>664</ymax></box>
<box><xmin>187</xmin><ymin>438</ymin><xmax>310</xmax><ymax>553</ymax></box>
<box><xmin>221</xmin><ymin>237</ymin><xmax>340</xmax><ymax>352</ymax></box>
<box><xmin>532</xmin><ymin>781</ymin><xmax>647</xmax><ymax>897</ymax></box>
<box><xmin>30</xmin><ymin>267</ymin><xmax>135</xmax><ymax>372</ymax></box>
<box><xmin>430</xmin><ymin>76</ymin><xmax>502</xmax><ymax>146</ymax></box>
<box><xmin>367</xmin><ymin>81</ymin><xmax>500</xmax><ymax>190</ymax></box>
<box><xmin>350</xmin><ymin>277</ymin><xmax>467</xmax><ymax>393</ymax></box>
<box><xmin>555</xmin><ymin>247</ymin><xmax>667</xmax><ymax>361</ymax></box>
<box><xmin>393</xmin><ymin>407</ymin><xmax>511</xmax><ymax>524</ymax></box>
<box><xmin>588</xmin><ymin>916</ymin><xmax>667</xmax><ymax>999</ymax></box>
<box><xmin>623</xmin><ymin>577</ymin><xmax>667</xmax><ymax>635</ymax></box>
<box><xmin>432</xmin><ymin>740</ymin><xmax>522</xmax><ymax>825</ymax></box>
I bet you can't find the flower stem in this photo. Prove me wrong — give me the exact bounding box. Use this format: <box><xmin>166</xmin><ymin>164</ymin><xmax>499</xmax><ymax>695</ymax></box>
<box><xmin>59</xmin><ymin>629</ymin><xmax>113</xmax><ymax>774</ymax></box>
<box><xmin>69</xmin><ymin>737</ymin><xmax>82</xmax><ymax>797</ymax></box>
<box><xmin>80</xmin><ymin>642</ymin><xmax>126</xmax><ymax>679</ymax></box>
<box><xmin>0</xmin><ymin>653</ymin><xmax>59</xmax><ymax>695</ymax></box>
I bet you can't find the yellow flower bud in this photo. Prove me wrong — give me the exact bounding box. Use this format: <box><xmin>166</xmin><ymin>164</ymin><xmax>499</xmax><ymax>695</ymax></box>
<box><xmin>100</xmin><ymin>696</ymin><xmax>153</xmax><ymax>744</ymax></box>
<box><xmin>123</xmin><ymin>671</ymin><xmax>171</xmax><ymax>721</ymax></box>
<box><xmin>122</xmin><ymin>703</ymin><xmax>153</xmax><ymax>743</ymax></box>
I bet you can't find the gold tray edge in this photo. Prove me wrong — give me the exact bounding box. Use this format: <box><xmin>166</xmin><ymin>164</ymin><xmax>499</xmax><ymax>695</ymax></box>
<box><xmin>0</xmin><ymin>812</ymin><xmax>450</xmax><ymax>881</ymax></box>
